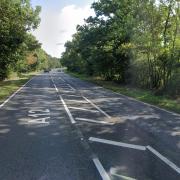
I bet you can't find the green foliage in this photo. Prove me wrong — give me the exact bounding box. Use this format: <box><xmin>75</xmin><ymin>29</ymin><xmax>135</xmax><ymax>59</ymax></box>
<box><xmin>0</xmin><ymin>0</ymin><xmax>41</xmax><ymax>80</ymax></box>
<box><xmin>61</xmin><ymin>0</ymin><xmax>180</xmax><ymax>97</ymax></box>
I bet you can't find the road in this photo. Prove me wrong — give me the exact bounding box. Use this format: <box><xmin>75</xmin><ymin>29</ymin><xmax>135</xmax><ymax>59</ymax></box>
<box><xmin>0</xmin><ymin>71</ymin><xmax>180</xmax><ymax>180</ymax></box>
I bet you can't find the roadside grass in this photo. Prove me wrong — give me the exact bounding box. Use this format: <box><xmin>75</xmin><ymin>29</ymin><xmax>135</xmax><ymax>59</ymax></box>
<box><xmin>0</xmin><ymin>72</ymin><xmax>38</xmax><ymax>104</ymax></box>
<box><xmin>68</xmin><ymin>72</ymin><xmax>180</xmax><ymax>114</ymax></box>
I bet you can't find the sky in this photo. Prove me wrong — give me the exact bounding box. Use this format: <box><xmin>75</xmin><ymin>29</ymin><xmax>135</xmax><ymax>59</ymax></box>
<box><xmin>31</xmin><ymin>0</ymin><xmax>95</xmax><ymax>58</ymax></box>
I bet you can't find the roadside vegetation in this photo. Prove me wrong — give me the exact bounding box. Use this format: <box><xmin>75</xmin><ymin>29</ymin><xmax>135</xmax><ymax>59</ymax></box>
<box><xmin>0</xmin><ymin>0</ymin><xmax>61</xmax><ymax>102</ymax></box>
<box><xmin>68</xmin><ymin>72</ymin><xmax>180</xmax><ymax>114</ymax></box>
<box><xmin>61</xmin><ymin>0</ymin><xmax>180</xmax><ymax>112</ymax></box>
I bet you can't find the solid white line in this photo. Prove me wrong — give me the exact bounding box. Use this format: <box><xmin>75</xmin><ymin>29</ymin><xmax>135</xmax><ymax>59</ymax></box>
<box><xmin>69</xmin><ymin>106</ymin><xmax>99</xmax><ymax>113</ymax></box>
<box><xmin>93</xmin><ymin>158</ymin><xmax>111</xmax><ymax>180</ymax></box>
<box><xmin>76</xmin><ymin>118</ymin><xmax>114</xmax><ymax>125</ymax></box>
<box><xmin>59</xmin><ymin>95</ymin><xmax>76</xmax><ymax>124</ymax></box>
<box><xmin>0</xmin><ymin>77</ymin><xmax>34</xmax><ymax>109</ymax></box>
<box><xmin>82</xmin><ymin>96</ymin><xmax>111</xmax><ymax>119</ymax></box>
<box><xmin>89</xmin><ymin>137</ymin><xmax>146</xmax><ymax>151</ymax></box>
<box><xmin>65</xmin><ymin>100</ymin><xmax>88</xmax><ymax>103</ymax></box>
<box><xmin>147</xmin><ymin>146</ymin><xmax>180</xmax><ymax>174</ymax></box>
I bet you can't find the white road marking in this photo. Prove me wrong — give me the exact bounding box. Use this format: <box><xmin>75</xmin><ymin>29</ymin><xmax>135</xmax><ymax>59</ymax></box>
<box><xmin>110</xmin><ymin>168</ymin><xmax>137</xmax><ymax>180</ymax></box>
<box><xmin>0</xmin><ymin>77</ymin><xmax>34</xmax><ymax>109</ymax></box>
<box><xmin>76</xmin><ymin>118</ymin><xmax>114</xmax><ymax>125</ymax></box>
<box><xmin>121</xmin><ymin>114</ymin><xmax>160</xmax><ymax>120</ymax></box>
<box><xmin>59</xmin><ymin>77</ymin><xmax>65</xmax><ymax>82</ymax></box>
<box><xmin>82</xmin><ymin>96</ymin><xmax>111</xmax><ymax>119</ymax></box>
<box><xmin>111</xmin><ymin>89</ymin><xmax>180</xmax><ymax>117</ymax></box>
<box><xmin>67</xmin><ymin>84</ymin><xmax>76</xmax><ymax>91</ymax></box>
<box><xmin>59</xmin><ymin>95</ymin><xmax>76</xmax><ymax>124</ymax></box>
<box><xmin>69</xmin><ymin>106</ymin><xmax>99</xmax><ymax>113</ymax></box>
<box><xmin>147</xmin><ymin>146</ymin><xmax>180</xmax><ymax>174</ymax></box>
<box><xmin>29</xmin><ymin>109</ymin><xmax>50</xmax><ymax>113</ymax></box>
<box><xmin>28</xmin><ymin>113</ymin><xmax>50</xmax><ymax>118</ymax></box>
<box><xmin>51</xmin><ymin>77</ymin><xmax>76</xmax><ymax>124</ymax></box>
<box><xmin>89</xmin><ymin>137</ymin><xmax>146</xmax><ymax>151</ymax></box>
<box><xmin>93</xmin><ymin>158</ymin><xmax>111</xmax><ymax>180</ymax></box>
<box><xmin>65</xmin><ymin>100</ymin><xmax>88</xmax><ymax>103</ymax></box>
<box><xmin>28</xmin><ymin>117</ymin><xmax>50</xmax><ymax>124</ymax></box>
<box><xmin>61</xmin><ymin>94</ymin><xmax>82</xmax><ymax>98</ymax></box>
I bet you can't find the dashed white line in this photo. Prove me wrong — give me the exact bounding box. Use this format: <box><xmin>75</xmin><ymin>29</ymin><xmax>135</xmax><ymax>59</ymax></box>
<box><xmin>82</xmin><ymin>96</ymin><xmax>111</xmax><ymax>119</ymax></box>
<box><xmin>146</xmin><ymin>146</ymin><xmax>180</xmax><ymax>174</ymax></box>
<box><xmin>93</xmin><ymin>157</ymin><xmax>111</xmax><ymax>180</ymax></box>
<box><xmin>76</xmin><ymin>118</ymin><xmax>114</xmax><ymax>125</ymax></box>
<box><xmin>89</xmin><ymin>137</ymin><xmax>146</xmax><ymax>151</ymax></box>
<box><xmin>69</xmin><ymin>107</ymin><xmax>99</xmax><ymax>113</ymax></box>
<box><xmin>0</xmin><ymin>77</ymin><xmax>34</xmax><ymax>109</ymax></box>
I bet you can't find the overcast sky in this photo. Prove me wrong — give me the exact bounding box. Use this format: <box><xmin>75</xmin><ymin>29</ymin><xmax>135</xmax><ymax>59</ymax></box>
<box><xmin>31</xmin><ymin>0</ymin><xmax>95</xmax><ymax>58</ymax></box>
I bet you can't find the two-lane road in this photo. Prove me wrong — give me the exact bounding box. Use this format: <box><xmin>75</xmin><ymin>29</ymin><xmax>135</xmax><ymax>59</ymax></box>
<box><xmin>0</xmin><ymin>72</ymin><xmax>179</xmax><ymax>180</ymax></box>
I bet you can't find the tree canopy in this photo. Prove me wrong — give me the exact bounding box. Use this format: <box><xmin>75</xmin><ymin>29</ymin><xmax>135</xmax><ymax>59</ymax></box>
<box><xmin>61</xmin><ymin>0</ymin><xmax>180</xmax><ymax>96</ymax></box>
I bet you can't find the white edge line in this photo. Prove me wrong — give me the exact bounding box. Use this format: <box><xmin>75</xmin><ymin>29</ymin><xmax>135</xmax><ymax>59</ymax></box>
<box><xmin>69</xmin><ymin>106</ymin><xmax>99</xmax><ymax>113</ymax></box>
<box><xmin>147</xmin><ymin>146</ymin><xmax>180</xmax><ymax>174</ymax></box>
<box><xmin>109</xmin><ymin>89</ymin><xmax>180</xmax><ymax>116</ymax></box>
<box><xmin>76</xmin><ymin>118</ymin><xmax>114</xmax><ymax>125</ymax></box>
<box><xmin>0</xmin><ymin>77</ymin><xmax>34</xmax><ymax>109</ymax></box>
<box><xmin>89</xmin><ymin>137</ymin><xmax>146</xmax><ymax>151</ymax></box>
<box><xmin>93</xmin><ymin>158</ymin><xmax>111</xmax><ymax>180</ymax></box>
<box><xmin>82</xmin><ymin>96</ymin><xmax>111</xmax><ymax>119</ymax></box>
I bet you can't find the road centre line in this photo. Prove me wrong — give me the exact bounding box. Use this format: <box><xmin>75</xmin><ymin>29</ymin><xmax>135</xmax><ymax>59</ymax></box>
<box><xmin>89</xmin><ymin>137</ymin><xmax>146</xmax><ymax>151</ymax></box>
<box><xmin>0</xmin><ymin>76</ymin><xmax>34</xmax><ymax>109</ymax></box>
<box><xmin>76</xmin><ymin>118</ymin><xmax>114</xmax><ymax>125</ymax></box>
<box><xmin>56</xmin><ymin>75</ymin><xmax>112</xmax><ymax>119</ymax></box>
<box><xmin>82</xmin><ymin>96</ymin><xmax>111</xmax><ymax>119</ymax></box>
<box><xmin>51</xmin><ymin>77</ymin><xmax>76</xmax><ymax>124</ymax></box>
<box><xmin>69</xmin><ymin>106</ymin><xmax>99</xmax><ymax>113</ymax></box>
<box><xmin>93</xmin><ymin>158</ymin><xmax>111</xmax><ymax>180</ymax></box>
<box><xmin>146</xmin><ymin>146</ymin><xmax>180</xmax><ymax>174</ymax></box>
<box><xmin>53</xmin><ymin>76</ymin><xmax>110</xmax><ymax>179</ymax></box>
<box><xmin>59</xmin><ymin>95</ymin><xmax>76</xmax><ymax>124</ymax></box>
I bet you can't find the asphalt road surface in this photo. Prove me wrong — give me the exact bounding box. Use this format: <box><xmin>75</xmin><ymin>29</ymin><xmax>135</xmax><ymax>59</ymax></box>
<box><xmin>0</xmin><ymin>71</ymin><xmax>180</xmax><ymax>180</ymax></box>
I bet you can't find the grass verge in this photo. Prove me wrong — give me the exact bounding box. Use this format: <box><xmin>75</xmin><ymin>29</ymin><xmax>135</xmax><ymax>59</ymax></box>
<box><xmin>68</xmin><ymin>72</ymin><xmax>180</xmax><ymax>114</ymax></box>
<box><xmin>0</xmin><ymin>72</ymin><xmax>38</xmax><ymax>104</ymax></box>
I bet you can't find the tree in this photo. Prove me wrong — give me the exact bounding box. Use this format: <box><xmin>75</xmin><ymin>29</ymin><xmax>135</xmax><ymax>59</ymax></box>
<box><xmin>0</xmin><ymin>0</ymin><xmax>41</xmax><ymax>80</ymax></box>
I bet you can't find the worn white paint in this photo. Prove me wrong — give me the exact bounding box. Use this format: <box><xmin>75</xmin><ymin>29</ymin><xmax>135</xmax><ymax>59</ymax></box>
<box><xmin>28</xmin><ymin>117</ymin><xmax>50</xmax><ymax>124</ymax></box>
<box><xmin>76</xmin><ymin>118</ymin><xmax>114</xmax><ymax>125</ymax></box>
<box><xmin>89</xmin><ymin>137</ymin><xmax>146</xmax><ymax>151</ymax></box>
<box><xmin>147</xmin><ymin>146</ymin><xmax>180</xmax><ymax>174</ymax></box>
<box><xmin>93</xmin><ymin>157</ymin><xmax>111</xmax><ymax>180</ymax></box>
